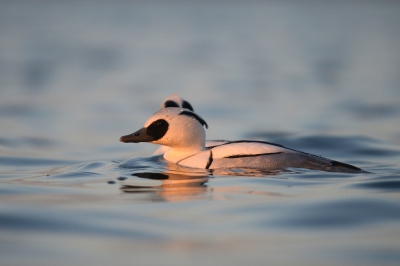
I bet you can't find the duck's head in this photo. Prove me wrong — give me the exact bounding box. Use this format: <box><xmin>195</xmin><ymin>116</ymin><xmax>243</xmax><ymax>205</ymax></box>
<box><xmin>160</xmin><ymin>94</ymin><xmax>194</xmax><ymax>111</ymax></box>
<box><xmin>120</xmin><ymin>108</ymin><xmax>208</xmax><ymax>155</ymax></box>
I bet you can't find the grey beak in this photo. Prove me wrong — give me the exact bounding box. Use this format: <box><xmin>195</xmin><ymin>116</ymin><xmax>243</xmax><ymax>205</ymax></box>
<box><xmin>119</xmin><ymin>127</ymin><xmax>155</xmax><ymax>143</ymax></box>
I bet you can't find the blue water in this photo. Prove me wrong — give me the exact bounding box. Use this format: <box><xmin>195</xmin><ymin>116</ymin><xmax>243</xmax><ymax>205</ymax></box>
<box><xmin>1</xmin><ymin>1</ymin><xmax>400</xmax><ymax>265</ymax></box>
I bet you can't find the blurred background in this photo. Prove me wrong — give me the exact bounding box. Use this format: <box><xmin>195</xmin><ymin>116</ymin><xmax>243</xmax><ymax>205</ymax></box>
<box><xmin>1</xmin><ymin>1</ymin><xmax>400</xmax><ymax>161</ymax></box>
<box><xmin>1</xmin><ymin>2</ymin><xmax>400</xmax><ymax>266</ymax></box>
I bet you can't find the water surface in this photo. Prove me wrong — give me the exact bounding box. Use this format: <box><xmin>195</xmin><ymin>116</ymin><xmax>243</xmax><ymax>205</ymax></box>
<box><xmin>1</xmin><ymin>1</ymin><xmax>400</xmax><ymax>266</ymax></box>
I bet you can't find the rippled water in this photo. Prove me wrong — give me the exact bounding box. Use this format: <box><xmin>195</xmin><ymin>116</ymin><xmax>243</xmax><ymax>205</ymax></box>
<box><xmin>1</xmin><ymin>1</ymin><xmax>400</xmax><ymax>266</ymax></box>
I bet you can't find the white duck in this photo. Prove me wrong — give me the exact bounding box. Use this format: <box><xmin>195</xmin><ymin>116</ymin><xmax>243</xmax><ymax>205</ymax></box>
<box><xmin>120</xmin><ymin>107</ymin><xmax>365</xmax><ymax>173</ymax></box>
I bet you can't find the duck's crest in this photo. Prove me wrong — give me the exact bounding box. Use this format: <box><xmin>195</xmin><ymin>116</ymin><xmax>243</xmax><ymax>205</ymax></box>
<box><xmin>161</xmin><ymin>93</ymin><xmax>194</xmax><ymax>111</ymax></box>
<box><xmin>179</xmin><ymin>110</ymin><xmax>208</xmax><ymax>129</ymax></box>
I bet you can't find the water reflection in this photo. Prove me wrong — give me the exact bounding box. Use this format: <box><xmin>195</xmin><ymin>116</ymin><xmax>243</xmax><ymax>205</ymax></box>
<box><xmin>120</xmin><ymin>159</ymin><xmax>210</xmax><ymax>201</ymax></box>
<box><xmin>121</xmin><ymin>171</ymin><xmax>209</xmax><ymax>202</ymax></box>
<box><xmin>119</xmin><ymin>157</ymin><xmax>290</xmax><ymax>201</ymax></box>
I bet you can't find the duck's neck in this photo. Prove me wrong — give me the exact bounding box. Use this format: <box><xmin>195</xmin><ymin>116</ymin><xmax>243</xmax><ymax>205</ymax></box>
<box><xmin>163</xmin><ymin>145</ymin><xmax>206</xmax><ymax>163</ymax></box>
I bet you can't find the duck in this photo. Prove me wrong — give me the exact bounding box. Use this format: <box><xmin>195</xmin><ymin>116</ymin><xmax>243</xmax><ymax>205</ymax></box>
<box><xmin>153</xmin><ymin>94</ymin><xmax>227</xmax><ymax>155</ymax></box>
<box><xmin>120</xmin><ymin>107</ymin><xmax>366</xmax><ymax>173</ymax></box>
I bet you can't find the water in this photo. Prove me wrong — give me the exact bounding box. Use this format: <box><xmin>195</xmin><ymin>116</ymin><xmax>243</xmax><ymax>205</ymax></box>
<box><xmin>1</xmin><ymin>1</ymin><xmax>400</xmax><ymax>265</ymax></box>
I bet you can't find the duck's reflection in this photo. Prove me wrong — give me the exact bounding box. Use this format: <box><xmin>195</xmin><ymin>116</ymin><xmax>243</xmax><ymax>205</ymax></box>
<box><xmin>119</xmin><ymin>170</ymin><xmax>288</xmax><ymax>202</ymax></box>
<box><xmin>120</xmin><ymin>163</ymin><xmax>211</xmax><ymax>201</ymax></box>
<box><xmin>119</xmin><ymin>157</ymin><xmax>289</xmax><ymax>201</ymax></box>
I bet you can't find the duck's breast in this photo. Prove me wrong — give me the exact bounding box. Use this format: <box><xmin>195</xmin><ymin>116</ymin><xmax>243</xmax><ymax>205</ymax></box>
<box><xmin>177</xmin><ymin>150</ymin><xmax>212</xmax><ymax>169</ymax></box>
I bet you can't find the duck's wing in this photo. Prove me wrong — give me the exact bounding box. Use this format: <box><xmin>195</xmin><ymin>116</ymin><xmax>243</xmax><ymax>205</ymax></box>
<box><xmin>175</xmin><ymin>140</ymin><xmax>286</xmax><ymax>169</ymax></box>
<box><xmin>209</xmin><ymin>140</ymin><xmax>294</xmax><ymax>159</ymax></box>
<box><xmin>209</xmin><ymin>152</ymin><xmax>364</xmax><ymax>173</ymax></box>
<box><xmin>207</xmin><ymin>140</ymin><xmax>365</xmax><ymax>173</ymax></box>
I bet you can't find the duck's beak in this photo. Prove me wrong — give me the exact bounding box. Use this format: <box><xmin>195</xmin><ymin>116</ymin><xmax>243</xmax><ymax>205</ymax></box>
<box><xmin>119</xmin><ymin>127</ymin><xmax>155</xmax><ymax>143</ymax></box>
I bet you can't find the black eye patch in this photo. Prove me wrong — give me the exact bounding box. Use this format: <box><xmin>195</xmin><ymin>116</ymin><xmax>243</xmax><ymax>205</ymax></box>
<box><xmin>163</xmin><ymin>100</ymin><xmax>179</xmax><ymax>108</ymax></box>
<box><xmin>182</xmin><ymin>100</ymin><xmax>194</xmax><ymax>111</ymax></box>
<box><xmin>179</xmin><ymin>110</ymin><xmax>208</xmax><ymax>129</ymax></box>
<box><xmin>146</xmin><ymin>119</ymin><xmax>169</xmax><ymax>140</ymax></box>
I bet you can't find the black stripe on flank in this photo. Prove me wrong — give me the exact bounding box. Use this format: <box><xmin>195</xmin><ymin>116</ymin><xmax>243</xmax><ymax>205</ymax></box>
<box><xmin>179</xmin><ymin>110</ymin><xmax>208</xmax><ymax>129</ymax></box>
<box><xmin>164</xmin><ymin>100</ymin><xmax>179</xmax><ymax>108</ymax></box>
<box><xmin>206</xmin><ymin>151</ymin><xmax>213</xmax><ymax>169</ymax></box>
<box><xmin>224</xmin><ymin>152</ymin><xmax>283</xmax><ymax>159</ymax></box>
<box><xmin>182</xmin><ymin>100</ymin><xmax>194</xmax><ymax>111</ymax></box>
